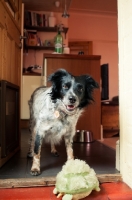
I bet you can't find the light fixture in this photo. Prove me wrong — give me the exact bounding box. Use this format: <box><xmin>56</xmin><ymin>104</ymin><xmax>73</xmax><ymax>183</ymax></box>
<box><xmin>55</xmin><ymin>1</ymin><xmax>60</xmax><ymax>7</ymax></box>
<box><xmin>62</xmin><ymin>0</ymin><xmax>70</xmax><ymax>18</ymax></box>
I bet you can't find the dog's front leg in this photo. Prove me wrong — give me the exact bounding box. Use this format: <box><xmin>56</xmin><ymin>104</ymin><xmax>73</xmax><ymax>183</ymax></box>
<box><xmin>64</xmin><ymin>136</ymin><xmax>74</xmax><ymax>160</ymax></box>
<box><xmin>27</xmin><ymin>128</ymin><xmax>36</xmax><ymax>158</ymax></box>
<box><xmin>51</xmin><ymin>141</ymin><xmax>59</xmax><ymax>157</ymax></box>
<box><xmin>30</xmin><ymin>133</ymin><xmax>43</xmax><ymax>176</ymax></box>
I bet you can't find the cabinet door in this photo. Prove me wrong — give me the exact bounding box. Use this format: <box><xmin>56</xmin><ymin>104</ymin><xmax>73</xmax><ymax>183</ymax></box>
<box><xmin>21</xmin><ymin>76</ymin><xmax>41</xmax><ymax>119</ymax></box>
<box><xmin>44</xmin><ymin>56</ymin><xmax>101</xmax><ymax>139</ymax></box>
<box><xmin>0</xmin><ymin>1</ymin><xmax>22</xmax><ymax>87</ymax></box>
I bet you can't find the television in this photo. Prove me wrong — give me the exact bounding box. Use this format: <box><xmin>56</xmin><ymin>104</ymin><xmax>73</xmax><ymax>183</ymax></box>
<box><xmin>101</xmin><ymin>64</ymin><xmax>109</xmax><ymax>101</ymax></box>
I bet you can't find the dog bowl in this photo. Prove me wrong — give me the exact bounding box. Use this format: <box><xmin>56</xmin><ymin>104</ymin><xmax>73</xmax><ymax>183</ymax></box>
<box><xmin>84</xmin><ymin>131</ymin><xmax>94</xmax><ymax>143</ymax></box>
<box><xmin>74</xmin><ymin>130</ymin><xmax>94</xmax><ymax>143</ymax></box>
<box><xmin>73</xmin><ymin>130</ymin><xmax>80</xmax><ymax>142</ymax></box>
<box><xmin>80</xmin><ymin>130</ymin><xmax>85</xmax><ymax>142</ymax></box>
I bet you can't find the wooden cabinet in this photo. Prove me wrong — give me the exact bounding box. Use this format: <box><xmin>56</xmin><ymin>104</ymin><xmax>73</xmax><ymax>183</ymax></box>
<box><xmin>0</xmin><ymin>0</ymin><xmax>22</xmax><ymax>87</ymax></box>
<box><xmin>42</xmin><ymin>54</ymin><xmax>101</xmax><ymax>140</ymax></box>
<box><xmin>101</xmin><ymin>103</ymin><xmax>119</xmax><ymax>138</ymax></box>
<box><xmin>21</xmin><ymin>75</ymin><xmax>41</xmax><ymax>119</ymax></box>
<box><xmin>0</xmin><ymin>0</ymin><xmax>22</xmax><ymax>167</ymax></box>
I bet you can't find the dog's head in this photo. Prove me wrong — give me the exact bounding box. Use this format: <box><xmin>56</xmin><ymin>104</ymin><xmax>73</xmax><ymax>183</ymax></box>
<box><xmin>48</xmin><ymin>69</ymin><xmax>99</xmax><ymax>114</ymax></box>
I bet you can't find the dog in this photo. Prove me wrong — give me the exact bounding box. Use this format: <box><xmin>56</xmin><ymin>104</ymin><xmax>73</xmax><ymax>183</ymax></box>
<box><xmin>27</xmin><ymin>69</ymin><xmax>99</xmax><ymax>175</ymax></box>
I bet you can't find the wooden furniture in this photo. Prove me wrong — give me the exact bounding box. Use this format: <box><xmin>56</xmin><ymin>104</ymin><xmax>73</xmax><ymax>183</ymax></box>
<box><xmin>0</xmin><ymin>81</ymin><xmax>20</xmax><ymax>167</ymax></box>
<box><xmin>0</xmin><ymin>0</ymin><xmax>22</xmax><ymax>167</ymax></box>
<box><xmin>42</xmin><ymin>53</ymin><xmax>101</xmax><ymax>140</ymax></box>
<box><xmin>69</xmin><ymin>41</ymin><xmax>93</xmax><ymax>55</ymax></box>
<box><xmin>101</xmin><ymin>102</ymin><xmax>119</xmax><ymax>138</ymax></box>
<box><xmin>24</xmin><ymin>26</ymin><xmax>68</xmax><ymax>51</ymax></box>
<box><xmin>21</xmin><ymin>75</ymin><xmax>41</xmax><ymax>119</ymax></box>
<box><xmin>0</xmin><ymin>0</ymin><xmax>22</xmax><ymax>87</ymax></box>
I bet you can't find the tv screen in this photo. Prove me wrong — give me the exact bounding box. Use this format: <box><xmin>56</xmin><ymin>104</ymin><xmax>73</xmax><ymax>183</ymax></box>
<box><xmin>101</xmin><ymin>64</ymin><xmax>109</xmax><ymax>101</ymax></box>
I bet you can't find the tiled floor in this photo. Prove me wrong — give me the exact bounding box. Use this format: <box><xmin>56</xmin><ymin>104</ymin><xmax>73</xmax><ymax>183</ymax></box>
<box><xmin>0</xmin><ymin>129</ymin><xmax>119</xmax><ymax>179</ymax></box>
<box><xmin>0</xmin><ymin>182</ymin><xmax>132</xmax><ymax>199</ymax></box>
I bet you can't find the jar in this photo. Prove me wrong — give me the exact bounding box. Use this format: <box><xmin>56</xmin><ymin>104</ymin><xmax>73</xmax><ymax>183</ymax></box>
<box><xmin>49</xmin><ymin>12</ymin><xmax>56</xmax><ymax>27</ymax></box>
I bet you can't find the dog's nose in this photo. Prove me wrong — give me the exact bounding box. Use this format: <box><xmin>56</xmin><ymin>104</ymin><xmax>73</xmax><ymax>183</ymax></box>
<box><xmin>69</xmin><ymin>96</ymin><xmax>76</xmax><ymax>104</ymax></box>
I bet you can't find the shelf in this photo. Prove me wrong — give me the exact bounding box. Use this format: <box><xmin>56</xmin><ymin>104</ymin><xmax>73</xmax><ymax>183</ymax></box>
<box><xmin>23</xmin><ymin>72</ymin><xmax>41</xmax><ymax>76</ymax></box>
<box><xmin>24</xmin><ymin>26</ymin><xmax>69</xmax><ymax>50</ymax></box>
<box><xmin>24</xmin><ymin>26</ymin><xmax>68</xmax><ymax>34</ymax></box>
<box><xmin>24</xmin><ymin>45</ymin><xmax>54</xmax><ymax>50</ymax></box>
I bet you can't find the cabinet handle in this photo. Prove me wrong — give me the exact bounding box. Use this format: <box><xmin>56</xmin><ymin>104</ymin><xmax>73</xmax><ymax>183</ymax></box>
<box><xmin>20</xmin><ymin>35</ymin><xmax>27</xmax><ymax>40</ymax></box>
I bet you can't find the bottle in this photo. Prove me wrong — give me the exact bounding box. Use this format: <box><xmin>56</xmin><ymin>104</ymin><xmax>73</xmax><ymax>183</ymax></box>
<box><xmin>54</xmin><ymin>30</ymin><xmax>63</xmax><ymax>53</ymax></box>
<box><xmin>49</xmin><ymin>12</ymin><xmax>56</xmax><ymax>27</ymax></box>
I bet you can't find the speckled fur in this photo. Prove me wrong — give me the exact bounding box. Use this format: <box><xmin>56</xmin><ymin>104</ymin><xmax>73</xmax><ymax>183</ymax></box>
<box><xmin>28</xmin><ymin>69</ymin><xmax>99</xmax><ymax>176</ymax></box>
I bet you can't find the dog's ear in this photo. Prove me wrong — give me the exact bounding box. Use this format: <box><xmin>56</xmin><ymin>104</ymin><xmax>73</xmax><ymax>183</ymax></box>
<box><xmin>85</xmin><ymin>75</ymin><xmax>99</xmax><ymax>90</ymax></box>
<box><xmin>79</xmin><ymin>75</ymin><xmax>99</xmax><ymax>108</ymax></box>
<box><xmin>48</xmin><ymin>69</ymin><xmax>68</xmax><ymax>84</ymax></box>
<box><xmin>48</xmin><ymin>69</ymin><xmax>69</xmax><ymax>100</ymax></box>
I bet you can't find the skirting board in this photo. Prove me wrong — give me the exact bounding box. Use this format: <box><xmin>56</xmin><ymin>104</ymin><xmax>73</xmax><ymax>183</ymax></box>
<box><xmin>0</xmin><ymin>174</ymin><xmax>122</xmax><ymax>188</ymax></box>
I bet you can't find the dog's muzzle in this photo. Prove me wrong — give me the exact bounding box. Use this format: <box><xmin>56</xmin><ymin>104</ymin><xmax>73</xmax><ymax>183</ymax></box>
<box><xmin>66</xmin><ymin>96</ymin><xmax>77</xmax><ymax>111</ymax></box>
<box><xmin>69</xmin><ymin>96</ymin><xmax>76</xmax><ymax>104</ymax></box>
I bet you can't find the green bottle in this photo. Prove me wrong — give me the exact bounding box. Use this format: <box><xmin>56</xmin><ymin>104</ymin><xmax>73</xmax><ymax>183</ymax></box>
<box><xmin>55</xmin><ymin>30</ymin><xmax>63</xmax><ymax>53</ymax></box>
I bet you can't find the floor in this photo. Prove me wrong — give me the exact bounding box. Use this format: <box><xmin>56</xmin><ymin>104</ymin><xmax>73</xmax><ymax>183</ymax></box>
<box><xmin>0</xmin><ymin>129</ymin><xmax>119</xmax><ymax>179</ymax></box>
<box><xmin>0</xmin><ymin>182</ymin><xmax>132</xmax><ymax>199</ymax></box>
<box><xmin>0</xmin><ymin>129</ymin><xmax>132</xmax><ymax>199</ymax></box>
<box><xmin>99</xmin><ymin>137</ymin><xmax>119</xmax><ymax>150</ymax></box>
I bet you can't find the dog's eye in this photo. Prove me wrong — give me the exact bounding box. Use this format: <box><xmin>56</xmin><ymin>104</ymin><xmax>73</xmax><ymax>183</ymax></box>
<box><xmin>78</xmin><ymin>86</ymin><xmax>83</xmax><ymax>92</ymax></box>
<box><xmin>63</xmin><ymin>84</ymin><xmax>68</xmax><ymax>90</ymax></box>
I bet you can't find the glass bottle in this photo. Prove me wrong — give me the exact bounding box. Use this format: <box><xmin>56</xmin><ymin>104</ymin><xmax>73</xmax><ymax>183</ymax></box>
<box><xmin>54</xmin><ymin>30</ymin><xmax>63</xmax><ymax>53</ymax></box>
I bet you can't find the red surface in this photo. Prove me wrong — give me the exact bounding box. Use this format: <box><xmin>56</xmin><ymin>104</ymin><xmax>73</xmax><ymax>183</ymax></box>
<box><xmin>0</xmin><ymin>182</ymin><xmax>132</xmax><ymax>200</ymax></box>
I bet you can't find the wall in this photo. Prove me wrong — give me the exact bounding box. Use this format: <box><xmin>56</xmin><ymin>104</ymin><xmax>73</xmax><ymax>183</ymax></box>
<box><xmin>24</xmin><ymin>10</ymin><xmax>118</xmax><ymax>100</ymax></box>
<box><xmin>22</xmin><ymin>11</ymin><xmax>69</xmax><ymax>119</ymax></box>
<box><xmin>68</xmin><ymin>12</ymin><xmax>118</xmax><ymax>100</ymax></box>
<box><xmin>23</xmin><ymin>11</ymin><xmax>69</xmax><ymax>69</ymax></box>
<box><xmin>118</xmin><ymin>0</ymin><xmax>132</xmax><ymax>188</ymax></box>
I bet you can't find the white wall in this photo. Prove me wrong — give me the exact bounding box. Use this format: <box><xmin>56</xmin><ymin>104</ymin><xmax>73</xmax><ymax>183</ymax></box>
<box><xmin>68</xmin><ymin>12</ymin><xmax>118</xmax><ymax>100</ymax></box>
<box><xmin>118</xmin><ymin>0</ymin><xmax>132</xmax><ymax>188</ymax></box>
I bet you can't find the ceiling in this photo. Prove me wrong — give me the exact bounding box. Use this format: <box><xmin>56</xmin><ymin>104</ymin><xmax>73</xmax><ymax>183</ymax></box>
<box><xmin>22</xmin><ymin>0</ymin><xmax>117</xmax><ymax>15</ymax></box>
<box><xmin>22</xmin><ymin>0</ymin><xmax>72</xmax><ymax>13</ymax></box>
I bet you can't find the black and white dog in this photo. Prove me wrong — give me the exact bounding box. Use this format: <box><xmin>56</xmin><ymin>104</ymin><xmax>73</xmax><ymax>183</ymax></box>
<box><xmin>28</xmin><ymin>69</ymin><xmax>99</xmax><ymax>175</ymax></box>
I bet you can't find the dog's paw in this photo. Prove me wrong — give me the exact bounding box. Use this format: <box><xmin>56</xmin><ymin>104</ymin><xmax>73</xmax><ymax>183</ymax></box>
<box><xmin>51</xmin><ymin>151</ymin><xmax>59</xmax><ymax>157</ymax></box>
<box><xmin>30</xmin><ymin>169</ymin><xmax>41</xmax><ymax>176</ymax></box>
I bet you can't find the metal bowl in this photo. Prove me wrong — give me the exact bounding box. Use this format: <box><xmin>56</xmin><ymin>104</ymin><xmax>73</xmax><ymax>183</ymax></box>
<box><xmin>74</xmin><ymin>130</ymin><xmax>94</xmax><ymax>143</ymax></box>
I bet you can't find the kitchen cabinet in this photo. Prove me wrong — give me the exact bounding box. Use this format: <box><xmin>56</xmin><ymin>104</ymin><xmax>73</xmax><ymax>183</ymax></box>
<box><xmin>21</xmin><ymin>75</ymin><xmax>41</xmax><ymax>119</ymax></box>
<box><xmin>42</xmin><ymin>53</ymin><xmax>101</xmax><ymax>140</ymax></box>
